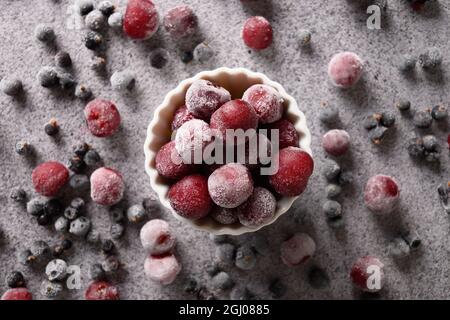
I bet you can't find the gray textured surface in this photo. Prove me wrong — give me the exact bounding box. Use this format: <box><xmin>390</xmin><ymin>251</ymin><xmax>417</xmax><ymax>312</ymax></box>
<box><xmin>1</xmin><ymin>0</ymin><xmax>450</xmax><ymax>300</ymax></box>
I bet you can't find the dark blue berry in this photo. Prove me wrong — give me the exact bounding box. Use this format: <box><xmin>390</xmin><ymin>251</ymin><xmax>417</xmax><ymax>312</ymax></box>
<box><xmin>6</xmin><ymin>271</ymin><xmax>25</xmax><ymax>288</ymax></box>
<box><xmin>431</xmin><ymin>105</ymin><xmax>448</xmax><ymax>121</ymax></box>
<box><xmin>181</xmin><ymin>51</ymin><xmax>194</xmax><ymax>63</ymax></box>
<box><xmin>413</xmin><ymin>109</ymin><xmax>433</xmax><ymax>129</ymax></box>
<box><xmin>83</xmin><ymin>31</ymin><xmax>103</xmax><ymax>50</ymax></box>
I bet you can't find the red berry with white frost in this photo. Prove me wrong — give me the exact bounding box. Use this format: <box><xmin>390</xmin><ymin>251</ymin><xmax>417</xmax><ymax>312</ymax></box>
<box><xmin>168</xmin><ymin>174</ymin><xmax>212</xmax><ymax>220</ymax></box>
<box><xmin>171</xmin><ymin>105</ymin><xmax>196</xmax><ymax>131</ymax></box>
<box><xmin>85</xmin><ymin>281</ymin><xmax>119</xmax><ymax>300</ymax></box>
<box><xmin>144</xmin><ymin>253</ymin><xmax>181</xmax><ymax>285</ymax></box>
<box><xmin>322</xmin><ymin>129</ymin><xmax>350</xmax><ymax>156</ymax></box>
<box><xmin>155</xmin><ymin>141</ymin><xmax>196</xmax><ymax>180</ymax></box>
<box><xmin>163</xmin><ymin>5</ymin><xmax>197</xmax><ymax>39</ymax></box>
<box><xmin>32</xmin><ymin>161</ymin><xmax>69</xmax><ymax>197</ymax></box>
<box><xmin>328</xmin><ymin>52</ymin><xmax>364</xmax><ymax>88</ymax></box>
<box><xmin>175</xmin><ymin>119</ymin><xmax>213</xmax><ymax>164</ymax></box>
<box><xmin>237</xmin><ymin>187</ymin><xmax>276</xmax><ymax>228</ymax></box>
<box><xmin>242</xmin><ymin>16</ymin><xmax>273</xmax><ymax>50</ymax></box>
<box><xmin>350</xmin><ymin>256</ymin><xmax>384</xmax><ymax>292</ymax></box>
<box><xmin>280</xmin><ymin>233</ymin><xmax>316</xmax><ymax>266</ymax></box>
<box><xmin>269</xmin><ymin>147</ymin><xmax>314</xmax><ymax>197</ymax></box>
<box><xmin>140</xmin><ymin>219</ymin><xmax>176</xmax><ymax>255</ymax></box>
<box><xmin>364</xmin><ymin>174</ymin><xmax>399</xmax><ymax>214</ymax></box>
<box><xmin>242</xmin><ymin>84</ymin><xmax>284</xmax><ymax>124</ymax></box>
<box><xmin>84</xmin><ymin>99</ymin><xmax>121</xmax><ymax>137</ymax></box>
<box><xmin>90</xmin><ymin>167</ymin><xmax>125</xmax><ymax>206</ymax></box>
<box><xmin>123</xmin><ymin>0</ymin><xmax>159</xmax><ymax>40</ymax></box>
<box><xmin>1</xmin><ymin>288</ymin><xmax>32</xmax><ymax>300</ymax></box>
<box><xmin>208</xmin><ymin>163</ymin><xmax>254</xmax><ymax>209</ymax></box>
<box><xmin>267</xmin><ymin>119</ymin><xmax>299</xmax><ymax>149</ymax></box>
<box><xmin>185</xmin><ymin>79</ymin><xmax>231</xmax><ymax>120</ymax></box>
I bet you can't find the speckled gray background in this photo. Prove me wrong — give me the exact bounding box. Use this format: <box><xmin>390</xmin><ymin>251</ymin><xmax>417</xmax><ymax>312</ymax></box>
<box><xmin>1</xmin><ymin>0</ymin><xmax>450</xmax><ymax>300</ymax></box>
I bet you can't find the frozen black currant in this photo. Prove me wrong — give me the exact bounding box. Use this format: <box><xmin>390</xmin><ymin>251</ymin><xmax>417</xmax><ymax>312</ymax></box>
<box><xmin>431</xmin><ymin>104</ymin><xmax>448</xmax><ymax>121</ymax></box>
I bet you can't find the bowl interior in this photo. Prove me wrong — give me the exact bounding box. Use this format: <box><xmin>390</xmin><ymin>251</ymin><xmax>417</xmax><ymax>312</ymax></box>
<box><xmin>145</xmin><ymin>68</ymin><xmax>311</xmax><ymax>235</ymax></box>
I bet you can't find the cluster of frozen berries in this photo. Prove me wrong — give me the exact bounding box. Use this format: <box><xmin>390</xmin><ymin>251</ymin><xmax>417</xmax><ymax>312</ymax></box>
<box><xmin>363</xmin><ymin>111</ymin><xmax>396</xmax><ymax>145</ymax></box>
<box><xmin>398</xmin><ymin>46</ymin><xmax>442</xmax><ymax>73</ymax></box>
<box><xmin>155</xmin><ymin>79</ymin><xmax>314</xmax><ymax>228</ymax></box>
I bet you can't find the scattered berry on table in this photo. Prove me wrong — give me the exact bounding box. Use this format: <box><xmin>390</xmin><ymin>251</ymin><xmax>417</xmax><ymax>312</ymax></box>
<box><xmin>280</xmin><ymin>233</ymin><xmax>316</xmax><ymax>266</ymax></box>
<box><xmin>32</xmin><ymin>161</ymin><xmax>69</xmax><ymax>197</ymax></box>
<box><xmin>307</xmin><ymin>266</ymin><xmax>330</xmax><ymax>289</ymax></box>
<box><xmin>26</xmin><ymin>196</ymin><xmax>47</xmax><ymax>216</ymax></box>
<box><xmin>368</xmin><ymin>125</ymin><xmax>388</xmax><ymax>145</ymax></box>
<box><xmin>350</xmin><ymin>256</ymin><xmax>384</xmax><ymax>292</ymax></box>
<box><xmin>215</xmin><ymin>243</ymin><xmax>235</xmax><ymax>267</ymax></box>
<box><xmin>83</xmin><ymin>31</ymin><xmax>103</xmax><ymax>50</ymax></box>
<box><xmin>30</xmin><ymin>240</ymin><xmax>51</xmax><ymax>262</ymax></box>
<box><xmin>431</xmin><ymin>104</ymin><xmax>448</xmax><ymax>121</ymax></box>
<box><xmin>193</xmin><ymin>42</ymin><xmax>214</xmax><ymax>63</ymax></box>
<box><xmin>185</xmin><ymin>79</ymin><xmax>231</xmax><ymax>120</ymax></box>
<box><xmin>108</xmin><ymin>12</ymin><xmax>123</xmax><ymax>28</ymax></box>
<box><xmin>423</xmin><ymin>134</ymin><xmax>440</xmax><ymax>152</ymax></box>
<box><xmin>175</xmin><ymin>119</ymin><xmax>213</xmax><ymax>163</ymax></box>
<box><xmin>325</xmin><ymin>183</ymin><xmax>342</xmax><ymax>199</ymax></box>
<box><xmin>98</xmin><ymin>1</ymin><xmax>115</xmax><ymax>16</ymax></box>
<box><xmin>211</xmin><ymin>206</ymin><xmax>238</xmax><ymax>225</ymax></box>
<box><xmin>69</xmin><ymin>217</ymin><xmax>91</xmax><ymax>237</ymax></box>
<box><xmin>208</xmin><ymin>163</ymin><xmax>254</xmax><ymax>209</ymax></box>
<box><xmin>109</xmin><ymin>207</ymin><xmax>125</xmax><ymax>223</ymax></box>
<box><xmin>76</xmin><ymin>0</ymin><xmax>94</xmax><ymax>15</ymax></box>
<box><xmin>380</xmin><ymin>112</ymin><xmax>395</xmax><ymax>127</ymax></box>
<box><xmin>69</xmin><ymin>174</ymin><xmax>90</xmax><ymax>190</ymax></box>
<box><xmin>55</xmin><ymin>51</ymin><xmax>72</xmax><ymax>69</ymax></box>
<box><xmin>72</xmin><ymin>141</ymin><xmax>90</xmax><ymax>157</ymax></box>
<box><xmin>323</xmin><ymin>159</ymin><xmax>341</xmax><ymax>181</ymax></box>
<box><xmin>180</xmin><ymin>51</ymin><xmax>194</xmax><ymax>63</ymax></box>
<box><xmin>37</xmin><ymin>66</ymin><xmax>59</xmax><ymax>88</ymax></box>
<box><xmin>110</xmin><ymin>69</ymin><xmax>135</xmax><ymax>92</ymax></box>
<box><xmin>85</xmin><ymin>281</ymin><xmax>119</xmax><ymax>300</ymax></box>
<box><xmin>269</xmin><ymin>147</ymin><xmax>314</xmax><ymax>196</ymax></box>
<box><xmin>163</xmin><ymin>5</ymin><xmax>197</xmax><ymax>39</ymax></box>
<box><xmin>91</xmin><ymin>55</ymin><xmax>106</xmax><ymax>71</ymax></box>
<box><xmin>10</xmin><ymin>187</ymin><xmax>27</xmax><ymax>203</ymax></box>
<box><xmin>235</xmin><ymin>244</ymin><xmax>257</xmax><ymax>270</ymax></box>
<box><xmin>58</xmin><ymin>71</ymin><xmax>76</xmax><ymax>90</ymax></box>
<box><xmin>90</xmin><ymin>167</ymin><xmax>125</xmax><ymax>206</ymax></box>
<box><xmin>85</xmin><ymin>9</ymin><xmax>106</xmax><ymax>30</ymax></box>
<box><xmin>144</xmin><ymin>253</ymin><xmax>182</xmax><ymax>285</ymax></box>
<box><xmin>68</xmin><ymin>155</ymin><xmax>87</xmax><ymax>173</ymax></box>
<box><xmin>102</xmin><ymin>255</ymin><xmax>121</xmax><ymax>273</ymax></box>
<box><xmin>155</xmin><ymin>141</ymin><xmax>196</xmax><ymax>180</ymax></box>
<box><xmin>0</xmin><ymin>77</ymin><xmax>23</xmax><ymax>96</ymax></box>
<box><xmin>84</xmin><ymin>99</ymin><xmax>121</xmax><ymax>137</ymax></box>
<box><xmin>242</xmin><ymin>16</ymin><xmax>273</xmax><ymax>50</ymax></box>
<box><xmin>34</xmin><ymin>24</ymin><xmax>55</xmax><ymax>43</ymax></box>
<box><xmin>237</xmin><ymin>187</ymin><xmax>276</xmax><ymax>228</ymax></box>
<box><xmin>75</xmin><ymin>84</ymin><xmax>93</xmax><ymax>101</ymax></box>
<box><xmin>150</xmin><ymin>48</ymin><xmax>169</xmax><ymax>69</ymax></box>
<box><xmin>89</xmin><ymin>263</ymin><xmax>106</xmax><ymax>281</ymax></box>
<box><xmin>323</xmin><ymin>200</ymin><xmax>342</xmax><ymax>223</ymax></box>
<box><xmin>388</xmin><ymin>237</ymin><xmax>410</xmax><ymax>258</ymax></box>
<box><xmin>364</xmin><ymin>174</ymin><xmax>400</xmax><ymax>214</ymax></box>
<box><xmin>45</xmin><ymin>259</ymin><xmax>68</xmax><ymax>281</ymax></box>
<box><xmin>18</xmin><ymin>249</ymin><xmax>36</xmax><ymax>266</ymax></box>
<box><xmin>1</xmin><ymin>288</ymin><xmax>32</xmax><ymax>300</ymax></box>
<box><xmin>6</xmin><ymin>271</ymin><xmax>25</xmax><ymax>288</ymax></box>
<box><xmin>64</xmin><ymin>206</ymin><xmax>79</xmax><ymax>220</ymax></box>
<box><xmin>398</xmin><ymin>54</ymin><xmax>416</xmax><ymax>73</ymax></box>
<box><xmin>396</xmin><ymin>100</ymin><xmax>411</xmax><ymax>111</ymax></box>
<box><xmin>418</xmin><ymin>47</ymin><xmax>442</xmax><ymax>70</ymax></box>
<box><xmin>123</xmin><ymin>0</ymin><xmax>159</xmax><ymax>40</ymax></box>
<box><xmin>54</xmin><ymin>216</ymin><xmax>69</xmax><ymax>233</ymax></box>
<box><xmin>110</xmin><ymin>222</ymin><xmax>125</xmax><ymax>239</ymax></box>
<box><xmin>328</xmin><ymin>52</ymin><xmax>364</xmax><ymax>88</ymax></box>
<box><xmin>407</xmin><ymin>137</ymin><xmax>425</xmax><ymax>159</ymax></box>
<box><xmin>101</xmin><ymin>239</ymin><xmax>115</xmax><ymax>254</ymax></box>
<box><xmin>44</xmin><ymin>119</ymin><xmax>59</xmax><ymax>136</ymax></box>
<box><xmin>318</xmin><ymin>102</ymin><xmax>339</xmax><ymax>125</ymax></box>
<box><xmin>84</xmin><ymin>149</ymin><xmax>101</xmax><ymax>167</ymax></box>
<box><xmin>140</xmin><ymin>219</ymin><xmax>176</xmax><ymax>255</ymax></box>
<box><xmin>211</xmin><ymin>271</ymin><xmax>234</xmax><ymax>291</ymax></box>
<box><xmin>242</xmin><ymin>84</ymin><xmax>284</xmax><ymax>124</ymax></box>
<box><xmin>268</xmin><ymin>278</ymin><xmax>286</xmax><ymax>299</ymax></box>
<box><xmin>171</xmin><ymin>105</ymin><xmax>195</xmax><ymax>131</ymax></box>
<box><xmin>322</xmin><ymin>129</ymin><xmax>350</xmax><ymax>157</ymax></box>
<box><xmin>402</xmin><ymin>230</ymin><xmax>421</xmax><ymax>249</ymax></box>
<box><xmin>127</xmin><ymin>204</ymin><xmax>147</xmax><ymax>223</ymax></box>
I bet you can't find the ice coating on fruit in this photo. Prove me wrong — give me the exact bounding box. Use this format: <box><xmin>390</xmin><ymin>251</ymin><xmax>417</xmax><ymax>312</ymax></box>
<box><xmin>185</xmin><ymin>79</ymin><xmax>231</xmax><ymax>120</ymax></box>
<box><xmin>175</xmin><ymin>119</ymin><xmax>212</xmax><ymax>164</ymax></box>
<box><xmin>328</xmin><ymin>52</ymin><xmax>363</xmax><ymax>88</ymax></box>
<box><xmin>322</xmin><ymin>129</ymin><xmax>350</xmax><ymax>156</ymax></box>
<box><xmin>267</xmin><ymin>119</ymin><xmax>299</xmax><ymax>149</ymax></box>
<box><xmin>242</xmin><ymin>16</ymin><xmax>273</xmax><ymax>50</ymax></box>
<box><xmin>90</xmin><ymin>167</ymin><xmax>125</xmax><ymax>206</ymax></box>
<box><xmin>237</xmin><ymin>187</ymin><xmax>276</xmax><ymax>228</ymax></box>
<box><xmin>211</xmin><ymin>206</ymin><xmax>238</xmax><ymax>225</ymax></box>
<box><xmin>163</xmin><ymin>5</ymin><xmax>197</xmax><ymax>38</ymax></box>
<box><xmin>32</xmin><ymin>161</ymin><xmax>69</xmax><ymax>197</ymax></box>
<box><xmin>144</xmin><ymin>253</ymin><xmax>181</xmax><ymax>285</ymax></box>
<box><xmin>140</xmin><ymin>219</ymin><xmax>176</xmax><ymax>255</ymax></box>
<box><xmin>123</xmin><ymin>0</ymin><xmax>159</xmax><ymax>40</ymax></box>
<box><xmin>269</xmin><ymin>147</ymin><xmax>314</xmax><ymax>197</ymax></box>
<box><xmin>350</xmin><ymin>256</ymin><xmax>384</xmax><ymax>292</ymax></box>
<box><xmin>280</xmin><ymin>233</ymin><xmax>316</xmax><ymax>266</ymax></box>
<box><xmin>155</xmin><ymin>141</ymin><xmax>195</xmax><ymax>180</ymax></box>
<box><xmin>171</xmin><ymin>105</ymin><xmax>195</xmax><ymax>131</ymax></box>
<box><xmin>85</xmin><ymin>281</ymin><xmax>119</xmax><ymax>300</ymax></box>
<box><xmin>208</xmin><ymin>163</ymin><xmax>254</xmax><ymax>208</ymax></box>
<box><xmin>168</xmin><ymin>174</ymin><xmax>212</xmax><ymax>220</ymax></box>
<box><xmin>84</xmin><ymin>99</ymin><xmax>121</xmax><ymax>137</ymax></box>
<box><xmin>242</xmin><ymin>84</ymin><xmax>284</xmax><ymax>124</ymax></box>
<box><xmin>364</xmin><ymin>174</ymin><xmax>399</xmax><ymax>214</ymax></box>
<box><xmin>1</xmin><ymin>288</ymin><xmax>33</xmax><ymax>300</ymax></box>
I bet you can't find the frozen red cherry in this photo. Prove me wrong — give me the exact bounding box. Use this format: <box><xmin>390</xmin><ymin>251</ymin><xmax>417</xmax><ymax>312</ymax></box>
<box><xmin>280</xmin><ymin>233</ymin><xmax>316</xmax><ymax>266</ymax></box>
<box><xmin>242</xmin><ymin>16</ymin><xmax>273</xmax><ymax>50</ymax></box>
<box><xmin>171</xmin><ymin>105</ymin><xmax>195</xmax><ymax>131</ymax></box>
<box><xmin>208</xmin><ymin>163</ymin><xmax>254</xmax><ymax>209</ymax></box>
<box><xmin>163</xmin><ymin>5</ymin><xmax>197</xmax><ymax>39</ymax></box>
<box><xmin>210</xmin><ymin>99</ymin><xmax>258</xmax><ymax>141</ymax></box>
<box><xmin>140</xmin><ymin>219</ymin><xmax>176</xmax><ymax>255</ymax></box>
<box><xmin>155</xmin><ymin>141</ymin><xmax>195</xmax><ymax>180</ymax></box>
<box><xmin>144</xmin><ymin>253</ymin><xmax>181</xmax><ymax>285</ymax></box>
<box><xmin>269</xmin><ymin>147</ymin><xmax>314</xmax><ymax>197</ymax></box>
<box><xmin>1</xmin><ymin>288</ymin><xmax>32</xmax><ymax>300</ymax></box>
<box><xmin>85</xmin><ymin>281</ymin><xmax>119</xmax><ymax>300</ymax></box>
<box><xmin>237</xmin><ymin>187</ymin><xmax>276</xmax><ymax>228</ymax></box>
<box><xmin>350</xmin><ymin>256</ymin><xmax>385</xmax><ymax>292</ymax></box>
<box><xmin>168</xmin><ymin>174</ymin><xmax>212</xmax><ymax>219</ymax></box>
<box><xmin>364</xmin><ymin>174</ymin><xmax>400</xmax><ymax>214</ymax></box>
<box><xmin>242</xmin><ymin>84</ymin><xmax>283</xmax><ymax>124</ymax></box>
<box><xmin>210</xmin><ymin>206</ymin><xmax>238</xmax><ymax>225</ymax></box>
<box><xmin>32</xmin><ymin>161</ymin><xmax>69</xmax><ymax>197</ymax></box>
<box><xmin>123</xmin><ymin>0</ymin><xmax>159</xmax><ymax>40</ymax></box>
<box><xmin>267</xmin><ymin>119</ymin><xmax>299</xmax><ymax>149</ymax></box>
<box><xmin>90</xmin><ymin>167</ymin><xmax>125</xmax><ymax>206</ymax></box>
<box><xmin>322</xmin><ymin>129</ymin><xmax>350</xmax><ymax>156</ymax></box>
<box><xmin>175</xmin><ymin>119</ymin><xmax>213</xmax><ymax>164</ymax></box>
<box><xmin>84</xmin><ymin>99</ymin><xmax>121</xmax><ymax>137</ymax></box>
<box><xmin>185</xmin><ymin>79</ymin><xmax>231</xmax><ymax>120</ymax></box>
<box><xmin>328</xmin><ymin>52</ymin><xmax>364</xmax><ymax>88</ymax></box>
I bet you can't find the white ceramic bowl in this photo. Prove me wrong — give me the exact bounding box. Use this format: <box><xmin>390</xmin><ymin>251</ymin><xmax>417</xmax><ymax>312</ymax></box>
<box><xmin>144</xmin><ymin>67</ymin><xmax>312</xmax><ymax>235</ymax></box>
